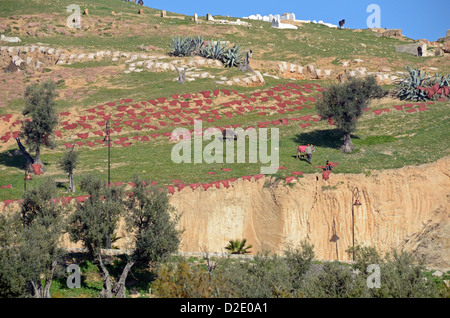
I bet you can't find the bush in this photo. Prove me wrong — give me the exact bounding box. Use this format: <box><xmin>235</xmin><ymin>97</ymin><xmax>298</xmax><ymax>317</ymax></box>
<box><xmin>301</xmin><ymin>262</ymin><xmax>368</xmax><ymax>298</ymax></box>
<box><xmin>284</xmin><ymin>241</ymin><xmax>315</xmax><ymax>290</ymax></box>
<box><xmin>369</xmin><ymin>250</ymin><xmax>440</xmax><ymax>298</ymax></box>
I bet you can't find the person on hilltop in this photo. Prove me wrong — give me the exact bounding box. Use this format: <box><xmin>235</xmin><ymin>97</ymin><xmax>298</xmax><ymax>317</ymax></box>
<box><xmin>305</xmin><ymin>144</ymin><xmax>313</xmax><ymax>164</ymax></box>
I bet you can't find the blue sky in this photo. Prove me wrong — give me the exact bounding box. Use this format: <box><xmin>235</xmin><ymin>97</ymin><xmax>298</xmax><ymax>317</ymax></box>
<box><xmin>144</xmin><ymin>0</ymin><xmax>449</xmax><ymax>41</ymax></box>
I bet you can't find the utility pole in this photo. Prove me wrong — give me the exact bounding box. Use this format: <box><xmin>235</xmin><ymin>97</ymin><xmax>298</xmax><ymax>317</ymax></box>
<box><xmin>351</xmin><ymin>187</ymin><xmax>362</xmax><ymax>262</ymax></box>
<box><xmin>104</xmin><ymin>120</ymin><xmax>111</xmax><ymax>249</ymax></box>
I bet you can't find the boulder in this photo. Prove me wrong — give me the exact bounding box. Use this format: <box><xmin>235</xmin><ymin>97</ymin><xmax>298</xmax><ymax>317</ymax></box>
<box><xmin>0</xmin><ymin>34</ymin><xmax>21</xmax><ymax>43</ymax></box>
<box><xmin>382</xmin><ymin>29</ymin><xmax>402</xmax><ymax>39</ymax></box>
<box><xmin>434</xmin><ymin>48</ymin><xmax>444</xmax><ymax>56</ymax></box>
<box><xmin>437</xmin><ymin>30</ymin><xmax>450</xmax><ymax>42</ymax></box>
<box><xmin>444</xmin><ymin>41</ymin><xmax>450</xmax><ymax>54</ymax></box>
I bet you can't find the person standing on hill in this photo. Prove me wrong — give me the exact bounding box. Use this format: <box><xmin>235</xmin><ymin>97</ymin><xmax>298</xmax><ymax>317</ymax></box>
<box><xmin>305</xmin><ymin>144</ymin><xmax>313</xmax><ymax>164</ymax></box>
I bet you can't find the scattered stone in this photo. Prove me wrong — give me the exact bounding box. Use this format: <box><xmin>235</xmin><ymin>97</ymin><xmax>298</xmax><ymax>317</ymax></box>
<box><xmin>432</xmin><ymin>270</ymin><xmax>443</xmax><ymax>277</ymax></box>
<box><xmin>434</xmin><ymin>48</ymin><xmax>444</xmax><ymax>56</ymax></box>
<box><xmin>382</xmin><ymin>29</ymin><xmax>403</xmax><ymax>40</ymax></box>
<box><xmin>1</xmin><ymin>34</ymin><xmax>21</xmax><ymax>43</ymax></box>
<box><xmin>444</xmin><ymin>41</ymin><xmax>450</xmax><ymax>54</ymax></box>
<box><xmin>437</xmin><ymin>29</ymin><xmax>450</xmax><ymax>42</ymax></box>
<box><xmin>206</xmin><ymin>13</ymin><xmax>214</xmax><ymax>21</ymax></box>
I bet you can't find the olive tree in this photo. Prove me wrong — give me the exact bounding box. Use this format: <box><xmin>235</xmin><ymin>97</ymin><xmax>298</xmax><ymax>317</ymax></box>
<box><xmin>68</xmin><ymin>174</ymin><xmax>182</xmax><ymax>298</ymax></box>
<box><xmin>59</xmin><ymin>144</ymin><xmax>79</xmax><ymax>192</ymax></box>
<box><xmin>315</xmin><ymin>76</ymin><xmax>387</xmax><ymax>153</ymax></box>
<box><xmin>0</xmin><ymin>179</ymin><xmax>66</xmax><ymax>298</ymax></box>
<box><xmin>19</xmin><ymin>80</ymin><xmax>59</xmax><ymax>172</ymax></box>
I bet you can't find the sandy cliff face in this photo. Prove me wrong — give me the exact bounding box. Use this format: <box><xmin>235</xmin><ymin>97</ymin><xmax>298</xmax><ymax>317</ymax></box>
<box><xmin>169</xmin><ymin>157</ymin><xmax>449</xmax><ymax>267</ymax></box>
<box><xmin>2</xmin><ymin>157</ymin><xmax>448</xmax><ymax>268</ymax></box>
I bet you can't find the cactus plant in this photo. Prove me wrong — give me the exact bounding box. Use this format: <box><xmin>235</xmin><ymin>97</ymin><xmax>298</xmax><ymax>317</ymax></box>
<box><xmin>222</xmin><ymin>45</ymin><xmax>244</xmax><ymax>68</ymax></box>
<box><xmin>200</xmin><ymin>39</ymin><xmax>227</xmax><ymax>60</ymax></box>
<box><xmin>395</xmin><ymin>66</ymin><xmax>431</xmax><ymax>101</ymax></box>
<box><xmin>168</xmin><ymin>36</ymin><xmax>245</xmax><ymax>68</ymax></box>
<box><xmin>169</xmin><ymin>36</ymin><xmax>204</xmax><ymax>57</ymax></box>
<box><xmin>421</xmin><ymin>74</ymin><xmax>450</xmax><ymax>99</ymax></box>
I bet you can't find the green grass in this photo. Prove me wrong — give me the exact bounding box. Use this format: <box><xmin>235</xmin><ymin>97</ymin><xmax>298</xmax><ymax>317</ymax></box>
<box><xmin>1</xmin><ymin>97</ymin><xmax>448</xmax><ymax>201</ymax></box>
<box><xmin>0</xmin><ymin>0</ymin><xmax>449</xmax><ymax>201</ymax></box>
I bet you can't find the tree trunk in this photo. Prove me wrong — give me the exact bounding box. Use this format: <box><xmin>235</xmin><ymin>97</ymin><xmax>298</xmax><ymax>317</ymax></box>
<box><xmin>97</xmin><ymin>251</ymin><xmax>113</xmax><ymax>298</ymax></box>
<box><xmin>42</xmin><ymin>260</ymin><xmax>57</xmax><ymax>298</ymax></box>
<box><xmin>30</xmin><ymin>260</ymin><xmax>57</xmax><ymax>298</ymax></box>
<box><xmin>68</xmin><ymin>172</ymin><xmax>75</xmax><ymax>192</ymax></box>
<box><xmin>113</xmin><ymin>261</ymin><xmax>135</xmax><ymax>298</ymax></box>
<box><xmin>31</xmin><ymin>280</ymin><xmax>43</xmax><ymax>298</ymax></box>
<box><xmin>15</xmin><ymin>138</ymin><xmax>34</xmax><ymax>171</ymax></box>
<box><xmin>340</xmin><ymin>133</ymin><xmax>355</xmax><ymax>153</ymax></box>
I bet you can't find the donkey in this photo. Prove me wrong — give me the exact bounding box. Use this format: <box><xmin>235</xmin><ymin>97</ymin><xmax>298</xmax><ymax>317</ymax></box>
<box><xmin>338</xmin><ymin>19</ymin><xmax>345</xmax><ymax>29</ymax></box>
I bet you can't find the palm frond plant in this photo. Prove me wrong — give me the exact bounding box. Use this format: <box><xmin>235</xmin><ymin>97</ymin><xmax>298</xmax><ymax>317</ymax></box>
<box><xmin>225</xmin><ymin>238</ymin><xmax>253</xmax><ymax>255</ymax></box>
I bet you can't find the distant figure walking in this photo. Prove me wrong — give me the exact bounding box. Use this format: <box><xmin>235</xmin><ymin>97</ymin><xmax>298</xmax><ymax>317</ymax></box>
<box><xmin>296</xmin><ymin>144</ymin><xmax>315</xmax><ymax>160</ymax></box>
<box><xmin>338</xmin><ymin>19</ymin><xmax>345</xmax><ymax>29</ymax></box>
<box><xmin>305</xmin><ymin>144</ymin><xmax>313</xmax><ymax>164</ymax></box>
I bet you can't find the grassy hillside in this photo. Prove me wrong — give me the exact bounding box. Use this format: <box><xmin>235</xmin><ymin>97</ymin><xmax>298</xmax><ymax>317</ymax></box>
<box><xmin>0</xmin><ymin>0</ymin><xmax>449</xmax><ymax>201</ymax></box>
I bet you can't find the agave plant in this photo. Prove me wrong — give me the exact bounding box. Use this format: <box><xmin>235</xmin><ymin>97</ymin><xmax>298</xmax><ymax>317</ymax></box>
<box><xmin>420</xmin><ymin>73</ymin><xmax>450</xmax><ymax>99</ymax></box>
<box><xmin>168</xmin><ymin>36</ymin><xmax>192</xmax><ymax>57</ymax></box>
<box><xmin>188</xmin><ymin>35</ymin><xmax>204</xmax><ymax>56</ymax></box>
<box><xmin>395</xmin><ymin>66</ymin><xmax>431</xmax><ymax>101</ymax></box>
<box><xmin>222</xmin><ymin>45</ymin><xmax>244</xmax><ymax>68</ymax></box>
<box><xmin>200</xmin><ymin>39</ymin><xmax>227</xmax><ymax>60</ymax></box>
<box><xmin>169</xmin><ymin>36</ymin><xmax>204</xmax><ymax>57</ymax></box>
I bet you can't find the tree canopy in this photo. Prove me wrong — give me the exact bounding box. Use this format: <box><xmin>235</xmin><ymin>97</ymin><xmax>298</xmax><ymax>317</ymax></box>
<box><xmin>20</xmin><ymin>80</ymin><xmax>59</xmax><ymax>167</ymax></box>
<box><xmin>315</xmin><ymin>76</ymin><xmax>387</xmax><ymax>152</ymax></box>
<box><xmin>0</xmin><ymin>179</ymin><xmax>66</xmax><ymax>298</ymax></box>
